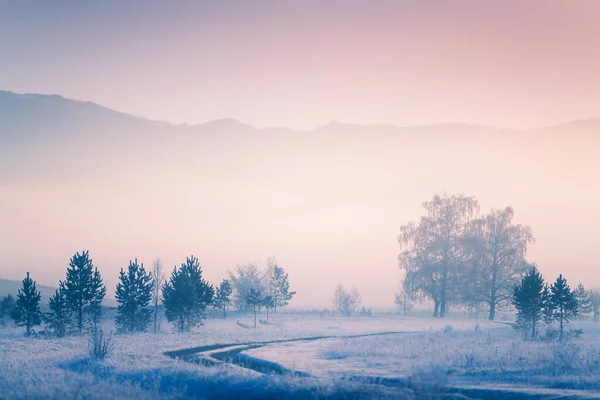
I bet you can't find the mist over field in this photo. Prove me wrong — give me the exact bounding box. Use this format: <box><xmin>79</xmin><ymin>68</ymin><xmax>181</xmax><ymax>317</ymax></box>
<box><xmin>1</xmin><ymin>1</ymin><xmax>600</xmax><ymax>399</ymax></box>
<box><xmin>1</xmin><ymin>91</ymin><xmax>599</xmax><ymax>307</ymax></box>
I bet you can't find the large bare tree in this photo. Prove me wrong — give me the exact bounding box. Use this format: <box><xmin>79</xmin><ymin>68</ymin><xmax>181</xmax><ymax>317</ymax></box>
<box><xmin>464</xmin><ymin>207</ymin><xmax>534</xmax><ymax>320</ymax></box>
<box><xmin>399</xmin><ymin>194</ymin><xmax>479</xmax><ymax>318</ymax></box>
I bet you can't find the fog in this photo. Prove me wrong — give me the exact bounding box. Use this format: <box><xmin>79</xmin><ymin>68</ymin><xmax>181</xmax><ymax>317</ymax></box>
<box><xmin>1</xmin><ymin>94</ymin><xmax>599</xmax><ymax>307</ymax></box>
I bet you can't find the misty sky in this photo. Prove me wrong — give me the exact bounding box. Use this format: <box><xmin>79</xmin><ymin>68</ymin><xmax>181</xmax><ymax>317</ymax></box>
<box><xmin>1</xmin><ymin>1</ymin><xmax>600</xmax><ymax>308</ymax></box>
<box><xmin>2</xmin><ymin>1</ymin><xmax>600</xmax><ymax>129</ymax></box>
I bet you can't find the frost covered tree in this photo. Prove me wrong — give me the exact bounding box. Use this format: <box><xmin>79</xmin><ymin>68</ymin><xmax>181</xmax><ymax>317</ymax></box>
<box><xmin>399</xmin><ymin>194</ymin><xmax>479</xmax><ymax>317</ymax></box>
<box><xmin>162</xmin><ymin>256</ymin><xmax>214</xmax><ymax>332</ymax></box>
<box><xmin>151</xmin><ymin>257</ymin><xmax>165</xmax><ymax>333</ymax></box>
<box><xmin>115</xmin><ymin>259</ymin><xmax>154</xmax><ymax>333</ymax></box>
<box><xmin>394</xmin><ymin>280</ymin><xmax>413</xmax><ymax>316</ymax></box>
<box><xmin>262</xmin><ymin>294</ymin><xmax>275</xmax><ymax>322</ymax></box>
<box><xmin>0</xmin><ymin>294</ymin><xmax>15</xmax><ymax>326</ymax></box>
<box><xmin>12</xmin><ymin>272</ymin><xmax>42</xmax><ymax>336</ymax></box>
<box><xmin>62</xmin><ymin>251</ymin><xmax>107</xmax><ymax>334</ymax></box>
<box><xmin>333</xmin><ymin>285</ymin><xmax>361</xmax><ymax>317</ymax></box>
<box><xmin>213</xmin><ymin>279</ymin><xmax>233</xmax><ymax>319</ymax></box>
<box><xmin>511</xmin><ymin>267</ymin><xmax>548</xmax><ymax>340</ymax></box>
<box><xmin>548</xmin><ymin>275</ymin><xmax>579</xmax><ymax>341</ymax></box>
<box><xmin>228</xmin><ymin>262</ymin><xmax>263</xmax><ymax>312</ymax></box>
<box><xmin>574</xmin><ymin>283</ymin><xmax>592</xmax><ymax>319</ymax></box>
<box><xmin>590</xmin><ymin>289</ymin><xmax>600</xmax><ymax>322</ymax></box>
<box><xmin>464</xmin><ymin>207</ymin><xmax>534</xmax><ymax>320</ymax></box>
<box><xmin>246</xmin><ymin>287</ymin><xmax>263</xmax><ymax>329</ymax></box>
<box><xmin>271</xmin><ymin>265</ymin><xmax>296</xmax><ymax>314</ymax></box>
<box><xmin>45</xmin><ymin>287</ymin><xmax>69</xmax><ymax>337</ymax></box>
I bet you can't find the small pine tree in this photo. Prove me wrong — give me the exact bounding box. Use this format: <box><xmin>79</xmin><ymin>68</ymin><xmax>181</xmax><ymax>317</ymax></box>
<box><xmin>511</xmin><ymin>267</ymin><xmax>549</xmax><ymax>340</ymax></box>
<box><xmin>0</xmin><ymin>294</ymin><xmax>16</xmax><ymax>326</ymax></box>
<box><xmin>62</xmin><ymin>251</ymin><xmax>107</xmax><ymax>334</ymax></box>
<box><xmin>574</xmin><ymin>283</ymin><xmax>592</xmax><ymax>318</ymax></box>
<box><xmin>271</xmin><ymin>265</ymin><xmax>296</xmax><ymax>314</ymax></box>
<box><xmin>162</xmin><ymin>256</ymin><xmax>214</xmax><ymax>332</ymax></box>
<box><xmin>12</xmin><ymin>272</ymin><xmax>42</xmax><ymax>336</ymax></box>
<box><xmin>214</xmin><ymin>279</ymin><xmax>233</xmax><ymax>319</ymax></box>
<box><xmin>247</xmin><ymin>287</ymin><xmax>262</xmax><ymax>329</ymax></box>
<box><xmin>45</xmin><ymin>287</ymin><xmax>70</xmax><ymax>337</ymax></box>
<box><xmin>115</xmin><ymin>259</ymin><xmax>154</xmax><ymax>333</ymax></box>
<box><xmin>548</xmin><ymin>275</ymin><xmax>579</xmax><ymax>341</ymax></box>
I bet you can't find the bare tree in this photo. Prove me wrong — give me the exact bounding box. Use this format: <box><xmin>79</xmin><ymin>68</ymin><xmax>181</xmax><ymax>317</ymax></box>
<box><xmin>394</xmin><ymin>280</ymin><xmax>413</xmax><ymax>316</ymax></box>
<box><xmin>229</xmin><ymin>262</ymin><xmax>264</xmax><ymax>313</ymax></box>
<box><xmin>151</xmin><ymin>257</ymin><xmax>165</xmax><ymax>333</ymax></box>
<box><xmin>333</xmin><ymin>285</ymin><xmax>361</xmax><ymax>317</ymax></box>
<box><xmin>464</xmin><ymin>207</ymin><xmax>534</xmax><ymax>320</ymax></box>
<box><xmin>399</xmin><ymin>194</ymin><xmax>479</xmax><ymax>318</ymax></box>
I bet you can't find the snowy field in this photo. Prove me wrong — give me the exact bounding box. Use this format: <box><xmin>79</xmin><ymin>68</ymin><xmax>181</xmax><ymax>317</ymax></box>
<box><xmin>1</xmin><ymin>313</ymin><xmax>600</xmax><ymax>399</ymax></box>
<box><xmin>246</xmin><ymin>320</ymin><xmax>600</xmax><ymax>397</ymax></box>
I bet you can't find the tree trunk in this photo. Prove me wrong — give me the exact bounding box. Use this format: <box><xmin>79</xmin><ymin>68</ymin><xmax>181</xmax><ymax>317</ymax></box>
<box><xmin>153</xmin><ymin>302</ymin><xmax>158</xmax><ymax>333</ymax></box>
<box><xmin>488</xmin><ymin>298</ymin><xmax>496</xmax><ymax>321</ymax></box>
<box><xmin>560</xmin><ymin>307</ymin><xmax>564</xmax><ymax>341</ymax></box>
<box><xmin>222</xmin><ymin>306</ymin><xmax>226</xmax><ymax>319</ymax></box>
<box><xmin>78</xmin><ymin>307</ymin><xmax>83</xmax><ymax>334</ymax></box>
<box><xmin>253</xmin><ymin>306</ymin><xmax>257</xmax><ymax>329</ymax></box>
<box><xmin>266</xmin><ymin>307</ymin><xmax>269</xmax><ymax>322</ymax></box>
<box><xmin>531</xmin><ymin>311</ymin><xmax>536</xmax><ymax>340</ymax></box>
<box><xmin>433</xmin><ymin>299</ymin><xmax>440</xmax><ymax>318</ymax></box>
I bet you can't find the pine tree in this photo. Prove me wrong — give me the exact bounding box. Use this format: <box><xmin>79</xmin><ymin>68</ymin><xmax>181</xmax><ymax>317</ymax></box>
<box><xmin>574</xmin><ymin>283</ymin><xmax>592</xmax><ymax>318</ymax></box>
<box><xmin>62</xmin><ymin>251</ymin><xmax>107</xmax><ymax>334</ymax></box>
<box><xmin>548</xmin><ymin>275</ymin><xmax>579</xmax><ymax>341</ymax></box>
<box><xmin>511</xmin><ymin>267</ymin><xmax>549</xmax><ymax>340</ymax></box>
<box><xmin>12</xmin><ymin>272</ymin><xmax>42</xmax><ymax>336</ymax></box>
<box><xmin>246</xmin><ymin>287</ymin><xmax>262</xmax><ymax>329</ymax></box>
<box><xmin>214</xmin><ymin>279</ymin><xmax>233</xmax><ymax>319</ymax></box>
<box><xmin>590</xmin><ymin>289</ymin><xmax>600</xmax><ymax>322</ymax></box>
<box><xmin>162</xmin><ymin>256</ymin><xmax>214</xmax><ymax>332</ymax></box>
<box><xmin>0</xmin><ymin>294</ymin><xmax>16</xmax><ymax>326</ymax></box>
<box><xmin>115</xmin><ymin>259</ymin><xmax>154</xmax><ymax>333</ymax></box>
<box><xmin>45</xmin><ymin>287</ymin><xmax>70</xmax><ymax>337</ymax></box>
<box><xmin>271</xmin><ymin>265</ymin><xmax>296</xmax><ymax>314</ymax></box>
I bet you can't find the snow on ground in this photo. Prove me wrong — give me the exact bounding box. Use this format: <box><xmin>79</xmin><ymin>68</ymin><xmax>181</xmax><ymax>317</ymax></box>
<box><xmin>245</xmin><ymin>320</ymin><xmax>600</xmax><ymax>394</ymax></box>
<box><xmin>2</xmin><ymin>313</ymin><xmax>599</xmax><ymax>399</ymax></box>
<box><xmin>0</xmin><ymin>313</ymin><xmax>489</xmax><ymax>399</ymax></box>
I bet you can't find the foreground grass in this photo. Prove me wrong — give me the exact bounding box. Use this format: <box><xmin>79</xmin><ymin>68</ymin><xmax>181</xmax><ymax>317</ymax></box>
<box><xmin>318</xmin><ymin>323</ymin><xmax>600</xmax><ymax>391</ymax></box>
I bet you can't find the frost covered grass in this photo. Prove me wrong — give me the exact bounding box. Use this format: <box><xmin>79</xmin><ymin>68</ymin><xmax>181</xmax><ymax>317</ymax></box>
<box><xmin>4</xmin><ymin>313</ymin><xmax>597</xmax><ymax>398</ymax></box>
<box><xmin>0</xmin><ymin>313</ymin><xmax>480</xmax><ymax>399</ymax></box>
<box><xmin>246</xmin><ymin>319</ymin><xmax>600</xmax><ymax>393</ymax></box>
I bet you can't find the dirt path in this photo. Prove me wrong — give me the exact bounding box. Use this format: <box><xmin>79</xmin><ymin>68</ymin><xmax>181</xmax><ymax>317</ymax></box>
<box><xmin>165</xmin><ymin>332</ymin><xmax>600</xmax><ymax>400</ymax></box>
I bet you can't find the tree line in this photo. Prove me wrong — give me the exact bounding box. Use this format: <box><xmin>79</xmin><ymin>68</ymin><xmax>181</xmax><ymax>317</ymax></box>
<box><xmin>0</xmin><ymin>252</ymin><xmax>295</xmax><ymax>336</ymax></box>
<box><xmin>398</xmin><ymin>194</ymin><xmax>599</xmax><ymax>321</ymax></box>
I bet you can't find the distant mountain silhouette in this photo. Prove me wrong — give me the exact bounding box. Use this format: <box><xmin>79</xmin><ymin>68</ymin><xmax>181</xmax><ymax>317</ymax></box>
<box><xmin>0</xmin><ymin>278</ymin><xmax>57</xmax><ymax>305</ymax></box>
<box><xmin>0</xmin><ymin>278</ymin><xmax>117</xmax><ymax>307</ymax></box>
<box><xmin>2</xmin><ymin>90</ymin><xmax>598</xmax><ymax>136</ymax></box>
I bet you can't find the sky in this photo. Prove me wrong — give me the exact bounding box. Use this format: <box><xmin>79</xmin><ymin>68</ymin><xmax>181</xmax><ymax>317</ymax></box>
<box><xmin>1</xmin><ymin>1</ymin><xmax>600</xmax><ymax>130</ymax></box>
<box><xmin>1</xmin><ymin>1</ymin><xmax>600</xmax><ymax>309</ymax></box>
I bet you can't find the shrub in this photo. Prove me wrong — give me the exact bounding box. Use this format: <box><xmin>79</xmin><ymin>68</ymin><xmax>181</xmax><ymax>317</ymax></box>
<box><xmin>88</xmin><ymin>328</ymin><xmax>114</xmax><ymax>361</ymax></box>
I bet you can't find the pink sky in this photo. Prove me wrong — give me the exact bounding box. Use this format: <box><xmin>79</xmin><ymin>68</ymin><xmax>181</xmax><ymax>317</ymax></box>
<box><xmin>1</xmin><ymin>1</ymin><xmax>599</xmax><ymax>129</ymax></box>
